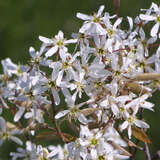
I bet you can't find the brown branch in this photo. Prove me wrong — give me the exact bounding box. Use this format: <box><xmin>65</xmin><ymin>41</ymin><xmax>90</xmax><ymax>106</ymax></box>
<box><xmin>49</xmin><ymin>92</ymin><xmax>71</xmax><ymax>143</ymax></box>
<box><xmin>50</xmin><ymin>93</ymin><xmax>56</xmax><ymax>120</ymax></box>
<box><xmin>114</xmin><ymin>0</ymin><xmax>120</xmax><ymax>20</ymax></box>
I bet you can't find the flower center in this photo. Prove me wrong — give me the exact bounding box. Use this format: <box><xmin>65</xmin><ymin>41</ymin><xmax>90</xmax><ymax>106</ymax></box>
<box><xmin>90</xmin><ymin>137</ymin><xmax>98</xmax><ymax>146</ymax></box>
<box><xmin>75</xmin><ymin>81</ymin><xmax>85</xmax><ymax>91</ymax></box>
<box><xmin>128</xmin><ymin>116</ymin><xmax>135</xmax><ymax>124</ymax></box>
<box><xmin>97</xmin><ymin>48</ymin><xmax>105</xmax><ymax>55</ymax></box>
<box><xmin>107</xmin><ymin>29</ymin><xmax>114</xmax><ymax>37</ymax></box>
<box><xmin>48</xmin><ymin>80</ymin><xmax>56</xmax><ymax>88</ymax></box>
<box><xmin>62</xmin><ymin>61</ymin><xmax>70</xmax><ymax>70</ymax></box>
<box><xmin>98</xmin><ymin>155</ymin><xmax>106</xmax><ymax>160</ymax></box>
<box><xmin>156</xmin><ymin>15</ymin><xmax>160</xmax><ymax>23</ymax></box>
<box><xmin>92</xmin><ymin>14</ymin><xmax>100</xmax><ymax>23</ymax></box>
<box><xmin>56</xmin><ymin>40</ymin><xmax>64</xmax><ymax>46</ymax></box>
<box><xmin>94</xmin><ymin>81</ymin><xmax>102</xmax><ymax>89</ymax></box>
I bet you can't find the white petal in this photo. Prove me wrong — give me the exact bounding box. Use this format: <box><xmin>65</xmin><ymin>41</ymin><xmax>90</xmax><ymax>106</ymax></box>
<box><xmin>94</xmin><ymin>23</ymin><xmax>106</xmax><ymax>35</ymax></box>
<box><xmin>76</xmin><ymin>13</ymin><xmax>91</xmax><ymax>20</ymax></box>
<box><xmin>91</xmin><ymin>148</ymin><xmax>97</xmax><ymax>159</ymax></box>
<box><xmin>139</xmin><ymin>14</ymin><xmax>156</xmax><ymax>21</ymax></box>
<box><xmin>45</xmin><ymin>46</ymin><xmax>58</xmax><ymax>57</ymax></box>
<box><xmin>127</xmin><ymin>16</ymin><xmax>133</xmax><ymax>31</ymax></box>
<box><xmin>111</xmin><ymin>103</ymin><xmax>119</xmax><ymax>116</ymax></box>
<box><xmin>80</xmin><ymin>125</ymin><xmax>92</xmax><ymax>138</ymax></box>
<box><xmin>55</xmin><ymin>110</ymin><xmax>70</xmax><ymax>119</ymax></box>
<box><xmin>120</xmin><ymin>121</ymin><xmax>128</xmax><ymax>131</ymax></box>
<box><xmin>151</xmin><ymin>2</ymin><xmax>159</xmax><ymax>12</ymax></box>
<box><xmin>10</xmin><ymin>136</ymin><xmax>23</xmax><ymax>145</ymax></box>
<box><xmin>151</xmin><ymin>23</ymin><xmax>160</xmax><ymax>37</ymax></box>
<box><xmin>116</xmin><ymin>96</ymin><xmax>132</xmax><ymax>103</ymax></box>
<box><xmin>0</xmin><ymin>117</ymin><xmax>6</xmax><ymax>132</ymax></box>
<box><xmin>79</xmin><ymin>23</ymin><xmax>91</xmax><ymax>33</ymax></box>
<box><xmin>113</xmin><ymin>17</ymin><xmax>122</xmax><ymax>29</ymax></box>
<box><xmin>64</xmin><ymin>39</ymin><xmax>77</xmax><ymax>44</ymax></box>
<box><xmin>51</xmin><ymin>88</ymin><xmax>60</xmax><ymax>105</ymax></box>
<box><xmin>51</xmin><ymin>62</ymin><xmax>62</xmax><ymax>80</ymax></box>
<box><xmin>140</xmin><ymin>101</ymin><xmax>154</xmax><ymax>111</ymax></box>
<box><xmin>97</xmin><ymin>5</ymin><xmax>105</xmax><ymax>17</ymax></box>
<box><xmin>47</xmin><ymin>149</ymin><xmax>59</xmax><ymax>158</ymax></box>
<box><xmin>24</xmin><ymin>112</ymin><xmax>33</xmax><ymax>119</ymax></box>
<box><xmin>39</xmin><ymin>36</ymin><xmax>53</xmax><ymax>44</ymax></box>
<box><xmin>56</xmin><ymin>70</ymin><xmax>64</xmax><ymax>86</ymax></box>
<box><xmin>14</xmin><ymin>107</ymin><xmax>25</xmax><ymax>122</ymax></box>
<box><xmin>134</xmin><ymin>119</ymin><xmax>149</xmax><ymax>128</ymax></box>
<box><xmin>29</xmin><ymin>47</ymin><xmax>36</xmax><ymax>58</ymax></box>
<box><xmin>57</xmin><ymin>30</ymin><xmax>64</xmax><ymax>39</ymax></box>
<box><xmin>139</xmin><ymin>28</ymin><xmax>145</xmax><ymax>40</ymax></box>
<box><xmin>128</xmin><ymin>125</ymin><xmax>132</xmax><ymax>139</ymax></box>
<box><xmin>77</xmin><ymin>112</ymin><xmax>88</xmax><ymax>124</ymax></box>
<box><xmin>147</xmin><ymin>36</ymin><xmax>157</xmax><ymax>44</ymax></box>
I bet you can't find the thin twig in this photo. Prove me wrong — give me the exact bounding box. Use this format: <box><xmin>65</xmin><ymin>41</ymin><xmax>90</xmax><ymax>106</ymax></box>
<box><xmin>114</xmin><ymin>0</ymin><xmax>120</xmax><ymax>20</ymax></box>
<box><xmin>50</xmin><ymin>93</ymin><xmax>56</xmax><ymax>120</ymax></box>
<box><xmin>144</xmin><ymin>142</ymin><xmax>151</xmax><ymax>160</ymax></box>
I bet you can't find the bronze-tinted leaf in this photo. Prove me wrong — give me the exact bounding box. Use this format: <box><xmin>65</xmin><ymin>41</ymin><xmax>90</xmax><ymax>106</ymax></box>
<box><xmin>36</xmin><ymin>131</ymin><xmax>59</xmax><ymax>140</ymax></box>
<box><xmin>132</xmin><ymin>73</ymin><xmax>160</xmax><ymax>81</ymax></box>
<box><xmin>125</xmin><ymin>82</ymin><xmax>149</xmax><ymax>95</ymax></box>
<box><xmin>36</xmin><ymin>131</ymin><xmax>76</xmax><ymax>143</ymax></box>
<box><xmin>80</xmin><ymin>108</ymin><xmax>99</xmax><ymax>116</ymax></box>
<box><xmin>6</xmin><ymin>122</ymin><xmax>18</xmax><ymax>131</ymax></box>
<box><xmin>132</xmin><ymin>126</ymin><xmax>151</xmax><ymax>144</ymax></box>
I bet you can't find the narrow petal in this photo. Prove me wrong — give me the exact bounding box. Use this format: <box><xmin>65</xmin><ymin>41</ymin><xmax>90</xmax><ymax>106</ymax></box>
<box><xmin>79</xmin><ymin>23</ymin><xmax>91</xmax><ymax>33</ymax></box>
<box><xmin>127</xmin><ymin>16</ymin><xmax>133</xmax><ymax>31</ymax></box>
<box><xmin>64</xmin><ymin>39</ymin><xmax>77</xmax><ymax>44</ymax></box>
<box><xmin>39</xmin><ymin>36</ymin><xmax>53</xmax><ymax>44</ymax></box>
<box><xmin>55</xmin><ymin>110</ymin><xmax>70</xmax><ymax>119</ymax></box>
<box><xmin>113</xmin><ymin>17</ymin><xmax>122</xmax><ymax>29</ymax></box>
<box><xmin>10</xmin><ymin>136</ymin><xmax>23</xmax><ymax>146</ymax></box>
<box><xmin>120</xmin><ymin>121</ymin><xmax>128</xmax><ymax>131</ymax></box>
<box><xmin>111</xmin><ymin>103</ymin><xmax>119</xmax><ymax>116</ymax></box>
<box><xmin>97</xmin><ymin>5</ymin><xmax>105</xmax><ymax>17</ymax></box>
<box><xmin>57</xmin><ymin>30</ymin><xmax>64</xmax><ymax>39</ymax></box>
<box><xmin>151</xmin><ymin>23</ymin><xmax>160</xmax><ymax>37</ymax></box>
<box><xmin>51</xmin><ymin>88</ymin><xmax>60</xmax><ymax>105</ymax></box>
<box><xmin>134</xmin><ymin>119</ymin><xmax>149</xmax><ymax>128</ymax></box>
<box><xmin>139</xmin><ymin>14</ymin><xmax>156</xmax><ymax>21</ymax></box>
<box><xmin>76</xmin><ymin>13</ymin><xmax>92</xmax><ymax>20</ymax></box>
<box><xmin>128</xmin><ymin>125</ymin><xmax>132</xmax><ymax>139</ymax></box>
<box><xmin>24</xmin><ymin>112</ymin><xmax>33</xmax><ymax>119</ymax></box>
<box><xmin>14</xmin><ymin>107</ymin><xmax>25</xmax><ymax>122</ymax></box>
<box><xmin>29</xmin><ymin>47</ymin><xmax>36</xmax><ymax>58</ymax></box>
<box><xmin>45</xmin><ymin>46</ymin><xmax>58</xmax><ymax>57</ymax></box>
<box><xmin>0</xmin><ymin>117</ymin><xmax>6</xmax><ymax>132</ymax></box>
<box><xmin>77</xmin><ymin>112</ymin><xmax>88</xmax><ymax>125</ymax></box>
<box><xmin>139</xmin><ymin>28</ymin><xmax>145</xmax><ymax>40</ymax></box>
<box><xmin>56</xmin><ymin>70</ymin><xmax>64</xmax><ymax>86</ymax></box>
<box><xmin>151</xmin><ymin>2</ymin><xmax>159</xmax><ymax>12</ymax></box>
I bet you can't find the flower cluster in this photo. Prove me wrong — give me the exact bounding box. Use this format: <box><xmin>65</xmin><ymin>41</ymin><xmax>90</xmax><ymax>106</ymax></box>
<box><xmin>0</xmin><ymin>2</ymin><xmax>160</xmax><ymax>160</ymax></box>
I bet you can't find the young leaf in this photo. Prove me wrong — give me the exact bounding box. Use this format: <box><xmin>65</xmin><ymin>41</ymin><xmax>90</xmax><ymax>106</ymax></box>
<box><xmin>132</xmin><ymin>126</ymin><xmax>151</xmax><ymax>144</ymax></box>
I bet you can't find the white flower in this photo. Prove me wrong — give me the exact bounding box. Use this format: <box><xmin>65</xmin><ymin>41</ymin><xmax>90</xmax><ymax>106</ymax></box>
<box><xmin>120</xmin><ymin>111</ymin><xmax>149</xmax><ymax>139</ymax></box>
<box><xmin>77</xmin><ymin>5</ymin><xmax>106</xmax><ymax>35</ymax></box>
<box><xmin>39</xmin><ymin>30</ymin><xmax>77</xmax><ymax>58</ymax></box>
<box><xmin>140</xmin><ymin>2</ymin><xmax>160</xmax><ymax>37</ymax></box>
<box><xmin>55</xmin><ymin>88</ymin><xmax>88</xmax><ymax>124</ymax></box>
<box><xmin>0</xmin><ymin>117</ymin><xmax>23</xmax><ymax>146</ymax></box>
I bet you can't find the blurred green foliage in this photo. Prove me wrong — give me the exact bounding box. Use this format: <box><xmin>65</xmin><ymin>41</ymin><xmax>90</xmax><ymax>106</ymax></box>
<box><xmin>0</xmin><ymin>0</ymin><xmax>160</xmax><ymax>159</ymax></box>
